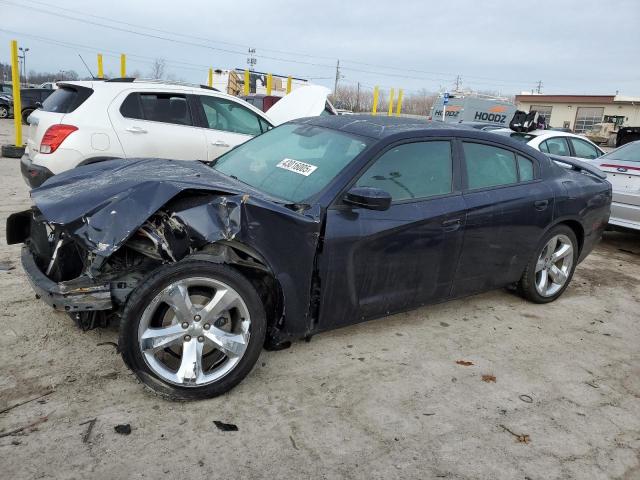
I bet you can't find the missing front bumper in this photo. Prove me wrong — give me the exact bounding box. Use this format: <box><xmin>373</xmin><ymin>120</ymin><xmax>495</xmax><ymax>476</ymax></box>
<box><xmin>21</xmin><ymin>246</ymin><xmax>113</xmax><ymax>312</ymax></box>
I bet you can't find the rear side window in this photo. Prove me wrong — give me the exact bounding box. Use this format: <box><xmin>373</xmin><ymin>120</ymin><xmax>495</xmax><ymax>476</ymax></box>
<box><xmin>41</xmin><ymin>86</ymin><xmax>92</xmax><ymax>113</ymax></box>
<box><xmin>517</xmin><ymin>155</ymin><xmax>534</xmax><ymax>181</ymax></box>
<box><xmin>120</xmin><ymin>92</ymin><xmax>193</xmax><ymax>126</ymax></box>
<box><xmin>356</xmin><ymin>141</ymin><xmax>452</xmax><ymax>202</ymax></box>
<box><xmin>463</xmin><ymin>142</ymin><xmax>517</xmax><ymax>189</ymax></box>
<box><xmin>540</xmin><ymin>137</ymin><xmax>570</xmax><ymax>156</ymax></box>
<box><xmin>569</xmin><ymin>138</ymin><xmax>600</xmax><ymax>159</ymax></box>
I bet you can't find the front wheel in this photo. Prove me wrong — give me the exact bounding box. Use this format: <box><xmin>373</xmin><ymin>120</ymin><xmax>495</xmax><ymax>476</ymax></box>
<box><xmin>518</xmin><ymin>225</ymin><xmax>578</xmax><ymax>303</ymax></box>
<box><xmin>0</xmin><ymin>105</ymin><xmax>8</xmax><ymax>119</ymax></box>
<box><xmin>119</xmin><ymin>260</ymin><xmax>266</xmax><ymax>400</ymax></box>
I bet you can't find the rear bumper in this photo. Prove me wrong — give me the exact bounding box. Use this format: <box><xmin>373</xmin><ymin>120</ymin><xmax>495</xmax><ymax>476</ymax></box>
<box><xmin>21</xmin><ymin>153</ymin><xmax>54</xmax><ymax>188</ymax></box>
<box><xmin>21</xmin><ymin>246</ymin><xmax>113</xmax><ymax>312</ymax></box>
<box><xmin>609</xmin><ymin>199</ymin><xmax>640</xmax><ymax>231</ymax></box>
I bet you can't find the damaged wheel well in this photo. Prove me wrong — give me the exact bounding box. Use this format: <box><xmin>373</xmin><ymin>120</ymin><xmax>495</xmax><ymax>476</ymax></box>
<box><xmin>188</xmin><ymin>241</ymin><xmax>285</xmax><ymax>340</ymax></box>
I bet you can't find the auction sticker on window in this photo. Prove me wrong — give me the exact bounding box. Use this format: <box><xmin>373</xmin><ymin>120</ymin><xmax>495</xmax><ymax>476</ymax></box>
<box><xmin>276</xmin><ymin>158</ymin><xmax>318</xmax><ymax>176</ymax></box>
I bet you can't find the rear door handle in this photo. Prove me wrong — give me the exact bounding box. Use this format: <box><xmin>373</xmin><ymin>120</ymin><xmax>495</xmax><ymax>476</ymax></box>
<box><xmin>534</xmin><ymin>200</ymin><xmax>549</xmax><ymax>211</ymax></box>
<box><xmin>212</xmin><ymin>140</ymin><xmax>230</xmax><ymax>148</ymax></box>
<box><xmin>441</xmin><ymin>218</ymin><xmax>461</xmax><ymax>231</ymax></box>
<box><xmin>126</xmin><ymin>126</ymin><xmax>147</xmax><ymax>134</ymax></box>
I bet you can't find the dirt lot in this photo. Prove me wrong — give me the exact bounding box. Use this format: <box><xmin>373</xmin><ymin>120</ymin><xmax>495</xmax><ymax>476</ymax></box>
<box><xmin>0</xmin><ymin>118</ymin><xmax>638</xmax><ymax>479</ymax></box>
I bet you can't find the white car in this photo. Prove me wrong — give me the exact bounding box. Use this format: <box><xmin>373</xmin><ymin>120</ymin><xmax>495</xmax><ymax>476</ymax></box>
<box><xmin>582</xmin><ymin>140</ymin><xmax>640</xmax><ymax>230</ymax></box>
<box><xmin>21</xmin><ymin>80</ymin><xmax>333</xmax><ymax>187</ymax></box>
<box><xmin>491</xmin><ymin>128</ymin><xmax>605</xmax><ymax>160</ymax></box>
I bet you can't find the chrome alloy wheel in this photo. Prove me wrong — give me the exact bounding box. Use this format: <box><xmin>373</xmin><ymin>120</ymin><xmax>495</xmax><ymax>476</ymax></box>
<box><xmin>137</xmin><ymin>277</ymin><xmax>251</xmax><ymax>386</ymax></box>
<box><xmin>535</xmin><ymin>234</ymin><xmax>574</xmax><ymax>297</ymax></box>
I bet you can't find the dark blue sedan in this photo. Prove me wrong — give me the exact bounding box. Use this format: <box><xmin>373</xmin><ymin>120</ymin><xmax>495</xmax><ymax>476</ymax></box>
<box><xmin>7</xmin><ymin>115</ymin><xmax>612</xmax><ymax>399</ymax></box>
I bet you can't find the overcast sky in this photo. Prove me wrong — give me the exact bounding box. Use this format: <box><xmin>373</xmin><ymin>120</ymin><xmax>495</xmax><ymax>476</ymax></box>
<box><xmin>1</xmin><ymin>0</ymin><xmax>639</xmax><ymax>96</ymax></box>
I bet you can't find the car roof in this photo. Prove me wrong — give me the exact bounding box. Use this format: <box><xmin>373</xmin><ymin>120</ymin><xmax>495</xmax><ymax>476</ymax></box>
<box><xmin>492</xmin><ymin>128</ymin><xmax>584</xmax><ymax>139</ymax></box>
<box><xmin>294</xmin><ymin>115</ymin><xmax>473</xmax><ymax>139</ymax></box>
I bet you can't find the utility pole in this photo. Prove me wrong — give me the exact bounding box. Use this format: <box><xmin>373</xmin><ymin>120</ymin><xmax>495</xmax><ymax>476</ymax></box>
<box><xmin>334</xmin><ymin>59</ymin><xmax>340</xmax><ymax>94</ymax></box>
<box><xmin>536</xmin><ymin>80</ymin><xmax>543</xmax><ymax>94</ymax></box>
<box><xmin>356</xmin><ymin>81</ymin><xmax>360</xmax><ymax>112</ymax></box>
<box><xmin>19</xmin><ymin>47</ymin><xmax>29</xmax><ymax>86</ymax></box>
<box><xmin>247</xmin><ymin>48</ymin><xmax>257</xmax><ymax>71</ymax></box>
<box><xmin>455</xmin><ymin>75</ymin><xmax>462</xmax><ymax>91</ymax></box>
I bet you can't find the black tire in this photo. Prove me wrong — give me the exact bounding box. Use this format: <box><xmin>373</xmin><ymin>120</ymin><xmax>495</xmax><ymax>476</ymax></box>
<box><xmin>1</xmin><ymin>144</ymin><xmax>25</xmax><ymax>158</ymax></box>
<box><xmin>0</xmin><ymin>105</ymin><xmax>8</xmax><ymax>119</ymax></box>
<box><xmin>21</xmin><ymin>108</ymin><xmax>34</xmax><ymax>125</ymax></box>
<box><xmin>518</xmin><ymin>224</ymin><xmax>578</xmax><ymax>304</ymax></box>
<box><xmin>119</xmin><ymin>260</ymin><xmax>266</xmax><ymax>400</ymax></box>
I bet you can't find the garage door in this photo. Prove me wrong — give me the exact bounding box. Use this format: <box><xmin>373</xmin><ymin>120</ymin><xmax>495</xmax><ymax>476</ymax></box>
<box><xmin>574</xmin><ymin>107</ymin><xmax>604</xmax><ymax>133</ymax></box>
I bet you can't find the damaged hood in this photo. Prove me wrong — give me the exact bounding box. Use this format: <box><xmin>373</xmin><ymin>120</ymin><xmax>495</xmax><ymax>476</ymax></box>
<box><xmin>31</xmin><ymin>158</ymin><xmax>280</xmax><ymax>257</ymax></box>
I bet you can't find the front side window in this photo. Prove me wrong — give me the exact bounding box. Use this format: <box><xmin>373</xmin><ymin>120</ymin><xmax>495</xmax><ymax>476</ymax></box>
<box><xmin>541</xmin><ymin>137</ymin><xmax>571</xmax><ymax>156</ymax></box>
<box><xmin>199</xmin><ymin>95</ymin><xmax>265</xmax><ymax>136</ymax></box>
<box><xmin>355</xmin><ymin>141</ymin><xmax>452</xmax><ymax>202</ymax></box>
<box><xmin>463</xmin><ymin>142</ymin><xmax>517</xmax><ymax>189</ymax></box>
<box><xmin>569</xmin><ymin>138</ymin><xmax>600</xmax><ymax>159</ymax></box>
<box><xmin>213</xmin><ymin>124</ymin><xmax>370</xmax><ymax>203</ymax></box>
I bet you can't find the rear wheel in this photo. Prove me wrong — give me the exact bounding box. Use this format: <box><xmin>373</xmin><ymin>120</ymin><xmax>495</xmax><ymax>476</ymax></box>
<box><xmin>0</xmin><ymin>105</ymin><xmax>8</xmax><ymax>118</ymax></box>
<box><xmin>119</xmin><ymin>260</ymin><xmax>266</xmax><ymax>400</ymax></box>
<box><xmin>518</xmin><ymin>225</ymin><xmax>578</xmax><ymax>303</ymax></box>
<box><xmin>21</xmin><ymin>108</ymin><xmax>34</xmax><ymax>125</ymax></box>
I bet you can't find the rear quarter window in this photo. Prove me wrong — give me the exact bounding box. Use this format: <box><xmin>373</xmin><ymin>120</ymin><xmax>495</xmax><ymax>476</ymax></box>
<box><xmin>41</xmin><ymin>86</ymin><xmax>93</xmax><ymax>113</ymax></box>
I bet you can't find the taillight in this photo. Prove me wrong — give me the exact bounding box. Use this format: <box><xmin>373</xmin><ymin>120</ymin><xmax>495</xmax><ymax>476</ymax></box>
<box><xmin>40</xmin><ymin>124</ymin><xmax>78</xmax><ymax>154</ymax></box>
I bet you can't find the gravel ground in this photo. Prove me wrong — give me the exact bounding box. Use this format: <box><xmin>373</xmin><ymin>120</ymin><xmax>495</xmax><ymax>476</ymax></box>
<box><xmin>0</xmin><ymin>118</ymin><xmax>638</xmax><ymax>479</ymax></box>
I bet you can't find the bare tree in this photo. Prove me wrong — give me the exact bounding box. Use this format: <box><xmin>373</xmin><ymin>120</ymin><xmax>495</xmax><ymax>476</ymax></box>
<box><xmin>149</xmin><ymin>58</ymin><xmax>166</xmax><ymax>79</ymax></box>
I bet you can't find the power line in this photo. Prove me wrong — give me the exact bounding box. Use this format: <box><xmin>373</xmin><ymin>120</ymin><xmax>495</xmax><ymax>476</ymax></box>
<box><xmin>2</xmin><ymin>0</ymin><xmax>537</xmax><ymax>88</ymax></box>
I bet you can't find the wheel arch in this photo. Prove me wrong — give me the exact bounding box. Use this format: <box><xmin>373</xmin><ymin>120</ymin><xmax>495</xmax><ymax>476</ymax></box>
<box><xmin>547</xmin><ymin>218</ymin><xmax>585</xmax><ymax>255</ymax></box>
<box><xmin>187</xmin><ymin>241</ymin><xmax>286</xmax><ymax>343</ymax></box>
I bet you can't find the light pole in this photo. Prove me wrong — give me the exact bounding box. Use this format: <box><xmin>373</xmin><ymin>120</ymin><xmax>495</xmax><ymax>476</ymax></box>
<box><xmin>19</xmin><ymin>47</ymin><xmax>29</xmax><ymax>86</ymax></box>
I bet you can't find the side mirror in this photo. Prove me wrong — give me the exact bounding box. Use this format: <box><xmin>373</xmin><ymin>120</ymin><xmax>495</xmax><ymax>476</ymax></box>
<box><xmin>344</xmin><ymin>186</ymin><xmax>392</xmax><ymax>211</ymax></box>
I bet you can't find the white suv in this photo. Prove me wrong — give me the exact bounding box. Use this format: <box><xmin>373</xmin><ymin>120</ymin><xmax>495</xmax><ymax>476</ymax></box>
<box><xmin>21</xmin><ymin>80</ymin><xmax>333</xmax><ymax>187</ymax></box>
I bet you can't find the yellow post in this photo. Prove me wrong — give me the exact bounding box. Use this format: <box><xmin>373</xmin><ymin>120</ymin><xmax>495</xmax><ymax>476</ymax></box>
<box><xmin>97</xmin><ymin>54</ymin><xmax>104</xmax><ymax>79</ymax></box>
<box><xmin>10</xmin><ymin>40</ymin><xmax>22</xmax><ymax>146</ymax></box>
<box><xmin>286</xmin><ymin>76</ymin><xmax>292</xmax><ymax>94</ymax></box>
<box><xmin>372</xmin><ymin>86</ymin><xmax>379</xmax><ymax>115</ymax></box>
<box><xmin>266</xmin><ymin>73</ymin><xmax>272</xmax><ymax>96</ymax></box>
<box><xmin>120</xmin><ymin>54</ymin><xmax>126</xmax><ymax>77</ymax></box>
<box><xmin>208</xmin><ymin>68</ymin><xmax>213</xmax><ymax>87</ymax></box>
<box><xmin>243</xmin><ymin>69</ymin><xmax>250</xmax><ymax>95</ymax></box>
<box><xmin>395</xmin><ymin>89</ymin><xmax>404</xmax><ymax>116</ymax></box>
<box><xmin>387</xmin><ymin>88</ymin><xmax>395</xmax><ymax>116</ymax></box>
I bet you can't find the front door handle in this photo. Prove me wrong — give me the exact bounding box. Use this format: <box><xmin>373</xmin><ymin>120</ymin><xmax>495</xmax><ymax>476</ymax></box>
<box><xmin>441</xmin><ymin>218</ymin><xmax>461</xmax><ymax>231</ymax></box>
<box><xmin>212</xmin><ymin>140</ymin><xmax>230</xmax><ymax>148</ymax></box>
<box><xmin>534</xmin><ymin>200</ymin><xmax>549</xmax><ymax>211</ymax></box>
<box><xmin>126</xmin><ymin>126</ymin><xmax>147</xmax><ymax>134</ymax></box>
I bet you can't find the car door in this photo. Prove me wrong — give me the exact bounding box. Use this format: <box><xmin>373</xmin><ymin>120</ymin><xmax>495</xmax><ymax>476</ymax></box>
<box><xmin>317</xmin><ymin>139</ymin><xmax>466</xmax><ymax>330</ymax></box>
<box><xmin>452</xmin><ymin>140</ymin><xmax>554</xmax><ymax>297</ymax></box>
<box><xmin>194</xmin><ymin>95</ymin><xmax>271</xmax><ymax>160</ymax></box>
<box><xmin>568</xmin><ymin>137</ymin><xmax>603</xmax><ymax>159</ymax></box>
<box><xmin>109</xmin><ymin>91</ymin><xmax>207</xmax><ymax>160</ymax></box>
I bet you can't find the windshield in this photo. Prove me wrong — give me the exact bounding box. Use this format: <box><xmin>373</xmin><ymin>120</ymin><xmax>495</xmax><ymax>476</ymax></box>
<box><xmin>213</xmin><ymin>123</ymin><xmax>370</xmax><ymax>203</ymax></box>
<box><xmin>491</xmin><ymin>131</ymin><xmax>538</xmax><ymax>143</ymax></box>
<box><xmin>602</xmin><ymin>141</ymin><xmax>640</xmax><ymax>162</ymax></box>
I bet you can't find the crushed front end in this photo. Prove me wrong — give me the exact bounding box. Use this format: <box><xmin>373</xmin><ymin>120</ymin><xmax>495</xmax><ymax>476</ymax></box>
<box><xmin>7</xmin><ymin>207</ymin><xmax>176</xmax><ymax>329</ymax></box>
